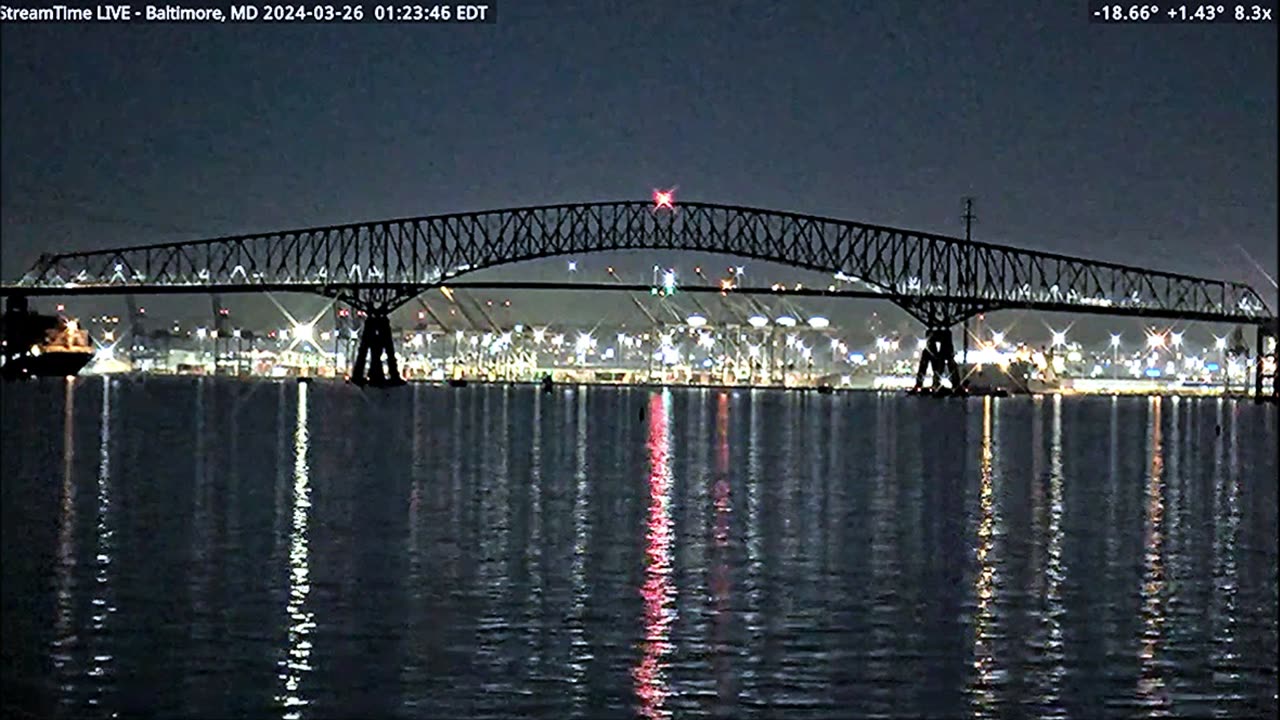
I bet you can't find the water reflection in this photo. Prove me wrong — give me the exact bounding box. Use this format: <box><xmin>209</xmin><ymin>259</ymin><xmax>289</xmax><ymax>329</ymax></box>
<box><xmin>969</xmin><ymin>396</ymin><xmax>1002</xmax><ymax>718</ymax></box>
<box><xmin>1210</xmin><ymin>399</ymin><xmax>1244</xmax><ymax>708</ymax></box>
<box><xmin>52</xmin><ymin>380</ymin><xmax>77</xmax><ymax>713</ymax></box>
<box><xmin>1038</xmin><ymin>394</ymin><xmax>1068</xmax><ymax>716</ymax></box>
<box><xmin>188</xmin><ymin>379</ymin><xmax>213</xmax><ymax>714</ymax></box>
<box><xmin>278</xmin><ymin>382</ymin><xmax>314</xmax><ymax>718</ymax></box>
<box><xmin>635</xmin><ymin>390</ymin><xmax>675</xmax><ymax>720</ymax></box>
<box><xmin>711</xmin><ymin>392</ymin><xmax>733</xmax><ymax>713</ymax></box>
<box><xmin>569</xmin><ymin>390</ymin><xmax>591</xmax><ymax>712</ymax></box>
<box><xmin>84</xmin><ymin>378</ymin><xmax>118</xmax><ymax>716</ymax></box>
<box><xmin>521</xmin><ymin>390</ymin><xmax>546</xmax><ymax>683</ymax></box>
<box><xmin>3</xmin><ymin>384</ymin><xmax>1277</xmax><ymax>720</ymax></box>
<box><xmin>1137</xmin><ymin>397</ymin><xmax>1169</xmax><ymax>716</ymax></box>
<box><xmin>868</xmin><ymin>395</ymin><xmax>900</xmax><ymax>713</ymax></box>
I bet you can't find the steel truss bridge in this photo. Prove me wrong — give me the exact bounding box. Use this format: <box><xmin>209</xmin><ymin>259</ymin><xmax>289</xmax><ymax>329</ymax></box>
<box><xmin>2</xmin><ymin>200</ymin><xmax>1275</xmax><ymax>395</ymax></box>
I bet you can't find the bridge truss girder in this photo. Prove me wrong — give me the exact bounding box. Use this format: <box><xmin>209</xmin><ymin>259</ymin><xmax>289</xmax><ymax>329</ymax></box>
<box><xmin>14</xmin><ymin>201</ymin><xmax>1272</xmax><ymax>327</ymax></box>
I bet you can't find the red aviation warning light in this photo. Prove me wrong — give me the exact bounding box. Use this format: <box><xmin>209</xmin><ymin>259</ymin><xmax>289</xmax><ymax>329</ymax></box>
<box><xmin>652</xmin><ymin>188</ymin><xmax>676</xmax><ymax>211</ymax></box>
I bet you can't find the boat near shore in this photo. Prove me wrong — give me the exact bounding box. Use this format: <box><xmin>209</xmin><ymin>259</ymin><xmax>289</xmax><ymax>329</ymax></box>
<box><xmin>964</xmin><ymin>359</ymin><xmax>1061</xmax><ymax>395</ymax></box>
<box><xmin>1</xmin><ymin>297</ymin><xmax>95</xmax><ymax>380</ymax></box>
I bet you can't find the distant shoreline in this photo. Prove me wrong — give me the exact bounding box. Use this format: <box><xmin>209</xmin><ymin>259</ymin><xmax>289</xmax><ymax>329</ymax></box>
<box><xmin>57</xmin><ymin>372</ymin><xmax>1274</xmax><ymax>401</ymax></box>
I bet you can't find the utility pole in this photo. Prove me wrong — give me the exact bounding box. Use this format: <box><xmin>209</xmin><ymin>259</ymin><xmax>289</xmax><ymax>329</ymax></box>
<box><xmin>961</xmin><ymin>197</ymin><xmax>977</xmax><ymax>367</ymax></box>
<box><xmin>962</xmin><ymin>197</ymin><xmax>977</xmax><ymax>243</ymax></box>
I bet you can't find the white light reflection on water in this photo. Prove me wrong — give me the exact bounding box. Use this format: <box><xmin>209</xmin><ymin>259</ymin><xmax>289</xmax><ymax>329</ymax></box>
<box><xmin>742</xmin><ymin>391</ymin><xmax>764</xmax><ymax>705</ymax></box>
<box><xmin>634</xmin><ymin>389</ymin><xmax>675</xmax><ymax>720</ymax></box>
<box><xmin>1040</xmin><ymin>394</ymin><xmax>1068</xmax><ymax>717</ymax></box>
<box><xmin>1137</xmin><ymin>396</ymin><xmax>1169</xmax><ymax>716</ymax></box>
<box><xmin>277</xmin><ymin>382</ymin><xmax>314</xmax><ymax>718</ymax></box>
<box><xmin>969</xmin><ymin>396</ymin><xmax>1003</xmax><ymax>719</ymax></box>
<box><xmin>475</xmin><ymin>388</ymin><xmax>512</xmax><ymax>661</ymax></box>
<box><xmin>1209</xmin><ymin>399</ymin><xmax>1244</xmax><ymax>708</ymax></box>
<box><xmin>526</xmin><ymin>390</ymin><xmax>546</xmax><ymax>681</ymax></box>
<box><xmin>745</xmin><ymin>391</ymin><xmax>762</xmax><ymax>579</ymax></box>
<box><xmin>52</xmin><ymin>379</ymin><xmax>77</xmax><ymax>713</ymax></box>
<box><xmin>569</xmin><ymin>389</ymin><xmax>592</xmax><ymax>711</ymax></box>
<box><xmin>3</xmin><ymin>385</ymin><xmax>1276</xmax><ymax>718</ymax></box>
<box><xmin>88</xmin><ymin>377</ymin><xmax>117</xmax><ymax>716</ymax></box>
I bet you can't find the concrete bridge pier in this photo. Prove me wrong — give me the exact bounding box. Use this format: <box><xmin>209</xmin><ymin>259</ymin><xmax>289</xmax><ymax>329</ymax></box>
<box><xmin>913</xmin><ymin>326</ymin><xmax>964</xmax><ymax>394</ymax></box>
<box><xmin>350</xmin><ymin>312</ymin><xmax>405</xmax><ymax>387</ymax></box>
<box><xmin>337</xmin><ymin>286</ymin><xmax>419</xmax><ymax>387</ymax></box>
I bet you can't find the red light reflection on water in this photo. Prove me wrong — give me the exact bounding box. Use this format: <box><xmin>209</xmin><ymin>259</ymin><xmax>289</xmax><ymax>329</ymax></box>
<box><xmin>713</xmin><ymin>392</ymin><xmax>731</xmax><ymax>550</ymax></box>
<box><xmin>634</xmin><ymin>391</ymin><xmax>674</xmax><ymax>720</ymax></box>
<box><xmin>711</xmin><ymin>392</ymin><xmax>734</xmax><ymax>707</ymax></box>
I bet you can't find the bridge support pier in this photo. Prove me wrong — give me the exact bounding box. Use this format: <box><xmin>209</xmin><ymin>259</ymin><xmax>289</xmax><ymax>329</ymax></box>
<box><xmin>913</xmin><ymin>327</ymin><xmax>964</xmax><ymax>394</ymax></box>
<box><xmin>325</xmin><ymin>286</ymin><xmax>421</xmax><ymax>388</ymax></box>
<box><xmin>351</xmin><ymin>312</ymin><xmax>405</xmax><ymax>388</ymax></box>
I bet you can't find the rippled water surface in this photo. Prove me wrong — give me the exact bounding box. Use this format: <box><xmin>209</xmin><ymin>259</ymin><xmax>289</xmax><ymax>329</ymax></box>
<box><xmin>2</xmin><ymin>377</ymin><xmax>1277</xmax><ymax>719</ymax></box>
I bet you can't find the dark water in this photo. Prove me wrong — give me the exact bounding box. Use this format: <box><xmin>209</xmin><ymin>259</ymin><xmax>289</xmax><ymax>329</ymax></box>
<box><xmin>2</xmin><ymin>378</ymin><xmax>1277</xmax><ymax>719</ymax></box>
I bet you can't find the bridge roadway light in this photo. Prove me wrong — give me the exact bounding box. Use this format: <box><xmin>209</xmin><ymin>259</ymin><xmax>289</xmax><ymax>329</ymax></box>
<box><xmin>1051</xmin><ymin>330</ymin><xmax>1067</xmax><ymax>348</ymax></box>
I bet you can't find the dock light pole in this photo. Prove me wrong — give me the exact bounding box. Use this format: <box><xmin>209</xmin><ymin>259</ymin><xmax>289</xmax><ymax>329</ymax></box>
<box><xmin>1111</xmin><ymin>334</ymin><xmax>1121</xmax><ymax>378</ymax></box>
<box><xmin>1215</xmin><ymin>336</ymin><xmax>1228</xmax><ymax>391</ymax></box>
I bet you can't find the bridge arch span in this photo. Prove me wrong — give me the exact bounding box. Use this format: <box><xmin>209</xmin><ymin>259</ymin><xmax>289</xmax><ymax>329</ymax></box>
<box><xmin>20</xmin><ymin>200</ymin><xmax>1268</xmax><ymax>329</ymax></box>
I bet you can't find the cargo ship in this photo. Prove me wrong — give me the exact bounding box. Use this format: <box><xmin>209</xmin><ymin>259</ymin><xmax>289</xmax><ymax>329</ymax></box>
<box><xmin>964</xmin><ymin>360</ymin><xmax>1060</xmax><ymax>395</ymax></box>
<box><xmin>1</xmin><ymin>296</ymin><xmax>95</xmax><ymax>380</ymax></box>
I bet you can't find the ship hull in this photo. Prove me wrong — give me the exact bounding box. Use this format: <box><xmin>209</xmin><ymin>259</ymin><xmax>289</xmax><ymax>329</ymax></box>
<box><xmin>964</xmin><ymin>364</ymin><xmax>1059</xmax><ymax>395</ymax></box>
<box><xmin>2</xmin><ymin>351</ymin><xmax>94</xmax><ymax>380</ymax></box>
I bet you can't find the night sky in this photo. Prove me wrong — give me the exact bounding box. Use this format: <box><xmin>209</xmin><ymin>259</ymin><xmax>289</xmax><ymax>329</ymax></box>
<box><xmin>1</xmin><ymin>0</ymin><xmax>1275</xmax><ymax>338</ymax></box>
